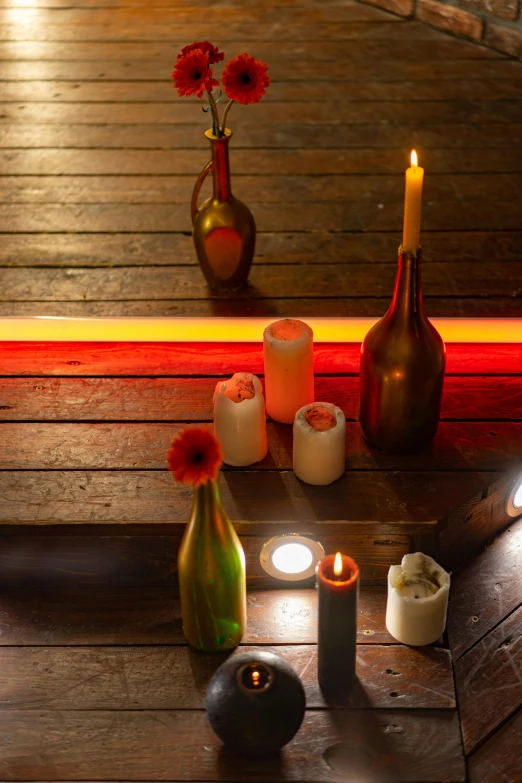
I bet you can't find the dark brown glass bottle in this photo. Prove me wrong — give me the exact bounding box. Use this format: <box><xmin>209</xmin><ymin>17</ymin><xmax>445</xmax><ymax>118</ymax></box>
<box><xmin>359</xmin><ymin>247</ymin><xmax>446</xmax><ymax>453</ymax></box>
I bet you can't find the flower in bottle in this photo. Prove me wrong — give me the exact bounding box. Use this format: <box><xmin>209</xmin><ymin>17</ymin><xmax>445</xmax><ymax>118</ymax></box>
<box><xmin>178</xmin><ymin>41</ymin><xmax>225</xmax><ymax>64</ymax></box>
<box><xmin>172</xmin><ymin>48</ymin><xmax>219</xmax><ymax>99</ymax></box>
<box><xmin>222</xmin><ymin>53</ymin><xmax>270</xmax><ymax>105</ymax></box>
<box><xmin>168</xmin><ymin>426</ymin><xmax>223</xmax><ymax>487</ymax></box>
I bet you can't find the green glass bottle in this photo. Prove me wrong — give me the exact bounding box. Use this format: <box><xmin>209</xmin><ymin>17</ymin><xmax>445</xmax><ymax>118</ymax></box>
<box><xmin>178</xmin><ymin>478</ymin><xmax>246</xmax><ymax>652</ymax></box>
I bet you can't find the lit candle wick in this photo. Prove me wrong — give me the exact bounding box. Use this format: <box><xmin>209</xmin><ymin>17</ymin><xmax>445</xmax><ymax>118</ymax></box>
<box><xmin>334</xmin><ymin>552</ymin><xmax>343</xmax><ymax>577</ymax></box>
<box><xmin>252</xmin><ymin>670</ymin><xmax>260</xmax><ymax>687</ymax></box>
<box><xmin>411</xmin><ymin>149</ymin><xmax>418</xmax><ymax>168</ymax></box>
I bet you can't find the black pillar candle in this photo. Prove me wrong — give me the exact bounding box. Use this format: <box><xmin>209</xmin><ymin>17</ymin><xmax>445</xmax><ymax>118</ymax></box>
<box><xmin>317</xmin><ymin>552</ymin><xmax>360</xmax><ymax>695</ymax></box>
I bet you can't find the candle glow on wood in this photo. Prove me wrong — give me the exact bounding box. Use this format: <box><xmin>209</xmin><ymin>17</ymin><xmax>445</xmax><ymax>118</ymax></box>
<box><xmin>402</xmin><ymin>149</ymin><xmax>424</xmax><ymax>253</ymax></box>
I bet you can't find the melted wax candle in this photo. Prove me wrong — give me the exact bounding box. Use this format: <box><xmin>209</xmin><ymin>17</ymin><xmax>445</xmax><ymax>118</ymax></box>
<box><xmin>263</xmin><ymin>319</ymin><xmax>314</xmax><ymax>424</ymax></box>
<box><xmin>386</xmin><ymin>553</ymin><xmax>450</xmax><ymax>646</ymax></box>
<box><xmin>213</xmin><ymin>373</ymin><xmax>268</xmax><ymax>467</ymax></box>
<box><xmin>293</xmin><ymin>402</ymin><xmax>346</xmax><ymax>485</ymax></box>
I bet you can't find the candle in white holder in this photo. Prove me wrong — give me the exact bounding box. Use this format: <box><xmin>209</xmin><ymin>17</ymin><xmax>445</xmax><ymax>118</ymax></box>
<box><xmin>386</xmin><ymin>553</ymin><xmax>450</xmax><ymax>646</ymax></box>
<box><xmin>213</xmin><ymin>372</ymin><xmax>268</xmax><ymax>467</ymax></box>
<box><xmin>293</xmin><ymin>402</ymin><xmax>346</xmax><ymax>485</ymax></box>
<box><xmin>263</xmin><ymin>319</ymin><xmax>314</xmax><ymax>424</ymax></box>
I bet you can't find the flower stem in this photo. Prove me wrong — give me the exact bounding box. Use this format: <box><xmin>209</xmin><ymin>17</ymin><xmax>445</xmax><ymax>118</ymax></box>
<box><xmin>207</xmin><ymin>91</ymin><xmax>221</xmax><ymax>136</ymax></box>
<box><xmin>220</xmin><ymin>99</ymin><xmax>234</xmax><ymax>134</ymax></box>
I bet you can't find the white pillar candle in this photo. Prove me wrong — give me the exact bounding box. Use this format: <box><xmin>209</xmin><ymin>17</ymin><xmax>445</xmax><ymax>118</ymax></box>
<box><xmin>213</xmin><ymin>372</ymin><xmax>268</xmax><ymax>467</ymax></box>
<box><xmin>386</xmin><ymin>553</ymin><xmax>450</xmax><ymax>646</ymax></box>
<box><xmin>293</xmin><ymin>402</ymin><xmax>346</xmax><ymax>485</ymax></box>
<box><xmin>263</xmin><ymin>319</ymin><xmax>314</xmax><ymax>424</ymax></box>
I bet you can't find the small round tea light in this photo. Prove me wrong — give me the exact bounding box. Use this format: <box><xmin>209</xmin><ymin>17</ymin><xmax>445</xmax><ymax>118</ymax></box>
<box><xmin>386</xmin><ymin>553</ymin><xmax>450</xmax><ymax>646</ymax></box>
<box><xmin>263</xmin><ymin>319</ymin><xmax>314</xmax><ymax>424</ymax></box>
<box><xmin>293</xmin><ymin>402</ymin><xmax>346</xmax><ymax>485</ymax></box>
<box><xmin>213</xmin><ymin>372</ymin><xmax>268</xmax><ymax>467</ymax></box>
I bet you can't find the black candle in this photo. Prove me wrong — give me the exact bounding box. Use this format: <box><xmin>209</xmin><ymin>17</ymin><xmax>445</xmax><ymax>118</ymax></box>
<box><xmin>317</xmin><ymin>552</ymin><xmax>360</xmax><ymax>695</ymax></box>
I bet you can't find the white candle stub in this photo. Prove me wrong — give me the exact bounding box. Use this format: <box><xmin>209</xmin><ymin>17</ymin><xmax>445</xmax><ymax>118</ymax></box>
<box><xmin>293</xmin><ymin>402</ymin><xmax>346</xmax><ymax>485</ymax></box>
<box><xmin>213</xmin><ymin>373</ymin><xmax>268</xmax><ymax>467</ymax></box>
<box><xmin>263</xmin><ymin>318</ymin><xmax>314</xmax><ymax>424</ymax></box>
<box><xmin>386</xmin><ymin>553</ymin><xmax>450</xmax><ymax>647</ymax></box>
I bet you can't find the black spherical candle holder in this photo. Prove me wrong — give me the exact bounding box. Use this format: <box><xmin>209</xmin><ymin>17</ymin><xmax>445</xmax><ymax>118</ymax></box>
<box><xmin>206</xmin><ymin>650</ymin><xmax>306</xmax><ymax>755</ymax></box>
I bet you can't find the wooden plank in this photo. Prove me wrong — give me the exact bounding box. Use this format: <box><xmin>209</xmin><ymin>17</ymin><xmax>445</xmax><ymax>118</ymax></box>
<box><xmin>1</xmin><ymin>123</ymin><xmax>521</xmax><ymax>151</ymax></box>
<box><xmin>0</xmin><ymin>525</ymin><xmax>411</xmax><ymax>586</ymax></box>
<box><xmin>0</xmin><ymin>708</ymin><xmax>466</xmax><ymax>782</ymax></box>
<box><xmin>455</xmin><ymin>605</ymin><xmax>522</xmax><ymax>754</ymax></box>
<box><xmin>0</xmin><ymin>36</ymin><xmax>498</xmax><ymax>61</ymax></box>
<box><xmin>0</xmin><ymin>585</ymin><xmax>394</xmax><ymax>645</ymax></box>
<box><xmin>0</xmin><ymin>644</ymin><xmax>455</xmax><ymax>710</ymax></box>
<box><xmin>0</xmin><ymin>263</ymin><xmax>521</xmax><ymax>299</ymax></box>
<box><xmin>0</xmin><ymin>342</ymin><xmax>519</xmax><ymax>376</ymax></box>
<box><xmin>3</xmin><ymin>173</ymin><xmax>522</xmax><ymax>204</ymax></box>
<box><xmin>447</xmin><ymin>517</ymin><xmax>522</xmax><ymax>660</ymax></box>
<box><xmin>0</xmin><ymin>421</ymin><xmax>519</xmax><ymax>472</ymax></box>
<box><xmin>1</xmin><ymin>231</ymin><xmax>521</xmax><ymax>268</ymax></box>
<box><xmin>1</xmin><ymin>376</ymin><xmax>519</xmax><ymax>422</ymax></box>
<box><xmin>468</xmin><ymin>707</ymin><xmax>522</xmax><ymax>783</ymax></box>
<box><xmin>0</xmin><ymin>469</ymin><xmax>499</xmax><ymax>524</ymax></box>
<box><xmin>1</xmin><ymin>147</ymin><xmax>519</xmax><ymax>176</ymax></box>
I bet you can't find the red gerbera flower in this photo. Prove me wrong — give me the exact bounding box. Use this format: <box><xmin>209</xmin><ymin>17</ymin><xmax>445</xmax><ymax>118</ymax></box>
<box><xmin>172</xmin><ymin>49</ymin><xmax>219</xmax><ymax>99</ymax></box>
<box><xmin>222</xmin><ymin>53</ymin><xmax>270</xmax><ymax>105</ymax></box>
<box><xmin>178</xmin><ymin>41</ymin><xmax>224</xmax><ymax>65</ymax></box>
<box><xmin>168</xmin><ymin>427</ymin><xmax>223</xmax><ymax>487</ymax></box>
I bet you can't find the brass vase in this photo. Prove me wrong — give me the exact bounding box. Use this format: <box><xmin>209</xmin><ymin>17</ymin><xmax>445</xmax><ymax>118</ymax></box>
<box><xmin>191</xmin><ymin>129</ymin><xmax>256</xmax><ymax>292</ymax></box>
<box><xmin>178</xmin><ymin>478</ymin><xmax>246</xmax><ymax>652</ymax></box>
<box><xmin>359</xmin><ymin>246</ymin><xmax>446</xmax><ymax>453</ymax></box>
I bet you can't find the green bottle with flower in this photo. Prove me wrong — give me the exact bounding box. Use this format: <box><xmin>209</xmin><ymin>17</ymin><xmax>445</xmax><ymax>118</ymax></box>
<box><xmin>172</xmin><ymin>42</ymin><xmax>270</xmax><ymax>292</ymax></box>
<box><xmin>168</xmin><ymin>427</ymin><xmax>246</xmax><ymax>652</ymax></box>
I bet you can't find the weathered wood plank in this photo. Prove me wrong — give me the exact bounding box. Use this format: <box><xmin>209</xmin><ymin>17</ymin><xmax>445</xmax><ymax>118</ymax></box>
<box><xmin>1</xmin><ymin>342</ymin><xmax>519</xmax><ymax>376</ymax></box>
<box><xmin>0</xmin><ymin>421</ymin><xmax>519</xmax><ymax>472</ymax></box>
<box><xmin>0</xmin><ymin>263</ymin><xmax>520</xmax><ymax>299</ymax></box>
<box><xmin>0</xmin><ymin>524</ymin><xmax>410</xmax><ymax>586</ymax></box>
<box><xmin>447</xmin><ymin>517</ymin><xmax>522</xmax><ymax>659</ymax></box>
<box><xmin>0</xmin><ymin>708</ymin><xmax>466</xmax><ymax>782</ymax></box>
<box><xmin>0</xmin><ymin>585</ymin><xmax>393</xmax><ymax>645</ymax></box>
<box><xmin>1</xmin><ymin>147</ymin><xmax>519</xmax><ymax>176</ymax></box>
<box><xmin>0</xmin><ymin>58</ymin><xmax>518</xmax><ymax>81</ymax></box>
<box><xmin>1</xmin><ymin>231</ymin><xmax>522</xmax><ymax>268</ymax></box>
<box><xmin>468</xmin><ymin>707</ymin><xmax>522</xmax><ymax>783</ymax></box>
<box><xmin>455</xmin><ymin>605</ymin><xmax>522</xmax><ymax>754</ymax></box>
<box><xmin>0</xmin><ymin>469</ymin><xmax>499</xmax><ymax>524</ymax></box>
<box><xmin>1</xmin><ymin>376</ymin><xmax>518</xmax><ymax>422</ymax></box>
<box><xmin>0</xmin><ymin>644</ymin><xmax>455</xmax><ymax>709</ymax></box>
<box><xmin>1</xmin><ymin>123</ymin><xmax>521</xmax><ymax>150</ymax></box>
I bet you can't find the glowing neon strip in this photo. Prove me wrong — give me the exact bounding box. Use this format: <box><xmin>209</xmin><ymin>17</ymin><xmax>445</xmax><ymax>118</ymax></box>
<box><xmin>0</xmin><ymin>317</ymin><xmax>520</xmax><ymax>343</ymax></box>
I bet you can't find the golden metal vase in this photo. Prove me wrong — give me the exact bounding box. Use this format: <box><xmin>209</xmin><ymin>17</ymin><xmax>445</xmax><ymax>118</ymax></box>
<box><xmin>177</xmin><ymin>478</ymin><xmax>246</xmax><ymax>652</ymax></box>
<box><xmin>192</xmin><ymin>129</ymin><xmax>256</xmax><ymax>292</ymax></box>
<box><xmin>359</xmin><ymin>246</ymin><xmax>446</xmax><ymax>453</ymax></box>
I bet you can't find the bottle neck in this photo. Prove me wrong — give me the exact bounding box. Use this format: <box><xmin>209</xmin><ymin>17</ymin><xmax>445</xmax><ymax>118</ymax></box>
<box><xmin>210</xmin><ymin>134</ymin><xmax>232</xmax><ymax>201</ymax></box>
<box><xmin>388</xmin><ymin>247</ymin><xmax>424</xmax><ymax>321</ymax></box>
<box><xmin>191</xmin><ymin>479</ymin><xmax>227</xmax><ymax>534</ymax></box>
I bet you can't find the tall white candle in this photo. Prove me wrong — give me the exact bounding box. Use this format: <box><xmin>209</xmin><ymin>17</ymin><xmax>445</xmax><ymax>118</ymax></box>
<box><xmin>213</xmin><ymin>372</ymin><xmax>268</xmax><ymax>467</ymax></box>
<box><xmin>263</xmin><ymin>319</ymin><xmax>314</xmax><ymax>424</ymax></box>
<box><xmin>293</xmin><ymin>402</ymin><xmax>346</xmax><ymax>485</ymax></box>
<box><xmin>386</xmin><ymin>553</ymin><xmax>450</xmax><ymax>646</ymax></box>
<box><xmin>402</xmin><ymin>149</ymin><xmax>424</xmax><ymax>253</ymax></box>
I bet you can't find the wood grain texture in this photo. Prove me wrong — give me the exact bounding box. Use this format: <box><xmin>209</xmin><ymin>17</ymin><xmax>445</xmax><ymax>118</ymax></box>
<box><xmin>468</xmin><ymin>707</ymin><xmax>522</xmax><ymax>783</ymax></box>
<box><xmin>0</xmin><ymin>469</ymin><xmax>499</xmax><ymax>525</ymax></box>
<box><xmin>0</xmin><ymin>586</ymin><xmax>393</xmax><ymax>645</ymax></box>
<box><xmin>447</xmin><ymin>516</ymin><xmax>522</xmax><ymax>660</ymax></box>
<box><xmin>0</xmin><ymin>421</ymin><xmax>518</xmax><ymax>471</ymax></box>
<box><xmin>1</xmin><ymin>343</ymin><xmax>519</xmax><ymax>377</ymax></box>
<box><xmin>455</xmin><ymin>605</ymin><xmax>522</xmax><ymax>753</ymax></box>
<box><xmin>0</xmin><ymin>644</ymin><xmax>454</xmax><ymax>710</ymax></box>
<box><xmin>1</xmin><ymin>231</ymin><xmax>522</xmax><ymax>268</ymax></box>
<box><xmin>0</xmin><ymin>375</ymin><xmax>518</xmax><ymax>421</ymax></box>
<box><xmin>0</xmin><ymin>709</ymin><xmax>466</xmax><ymax>782</ymax></box>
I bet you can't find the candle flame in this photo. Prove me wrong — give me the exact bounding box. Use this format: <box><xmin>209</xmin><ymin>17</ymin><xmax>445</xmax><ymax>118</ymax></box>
<box><xmin>252</xmin><ymin>670</ymin><xmax>260</xmax><ymax>686</ymax></box>
<box><xmin>410</xmin><ymin>149</ymin><xmax>418</xmax><ymax>167</ymax></box>
<box><xmin>334</xmin><ymin>552</ymin><xmax>343</xmax><ymax>576</ymax></box>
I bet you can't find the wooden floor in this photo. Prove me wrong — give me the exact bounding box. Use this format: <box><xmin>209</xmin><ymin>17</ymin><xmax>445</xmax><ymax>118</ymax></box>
<box><xmin>1</xmin><ymin>0</ymin><xmax>522</xmax><ymax>781</ymax></box>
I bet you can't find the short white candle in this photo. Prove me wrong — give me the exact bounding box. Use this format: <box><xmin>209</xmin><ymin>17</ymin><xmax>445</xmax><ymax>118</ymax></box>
<box><xmin>213</xmin><ymin>372</ymin><xmax>268</xmax><ymax>467</ymax></box>
<box><xmin>386</xmin><ymin>553</ymin><xmax>450</xmax><ymax>646</ymax></box>
<box><xmin>263</xmin><ymin>319</ymin><xmax>314</xmax><ymax>424</ymax></box>
<box><xmin>293</xmin><ymin>402</ymin><xmax>346</xmax><ymax>485</ymax></box>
